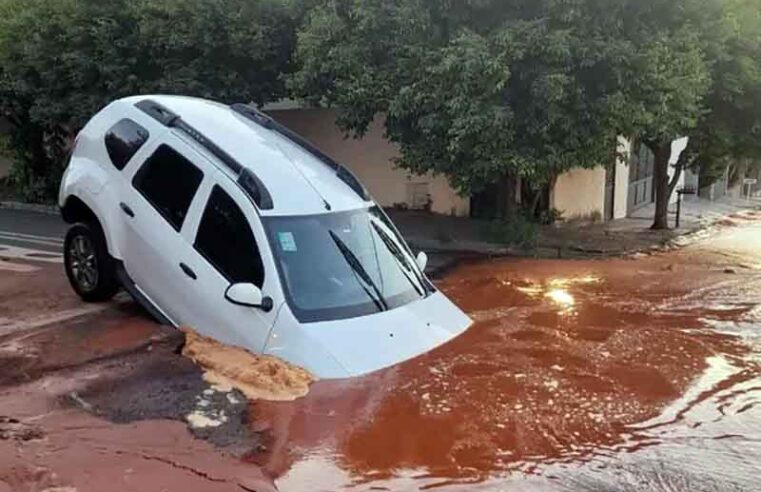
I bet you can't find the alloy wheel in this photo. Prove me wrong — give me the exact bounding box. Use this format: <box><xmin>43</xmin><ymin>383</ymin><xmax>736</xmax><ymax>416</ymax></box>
<box><xmin>68</xmin><ymin>234</ymin><xmax>98</xmax><ymax>292</ymax></box>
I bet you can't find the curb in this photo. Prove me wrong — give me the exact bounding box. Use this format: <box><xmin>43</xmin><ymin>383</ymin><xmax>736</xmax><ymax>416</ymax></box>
<box><xmin>0</xmin><ymin>201</ymin><xmax>59</xmax><ymax>215</ymax></box>
<box><xmin>408</xmin><ymin>206</ymin><xmax>760</xmax><ymax>261</ymax></box>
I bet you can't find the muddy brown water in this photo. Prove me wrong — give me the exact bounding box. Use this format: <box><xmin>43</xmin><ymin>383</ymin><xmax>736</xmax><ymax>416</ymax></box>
<box><xmin>249</xmin><ymin>222</ymin><xmax>761</xmax><ymax>491</ymax></box>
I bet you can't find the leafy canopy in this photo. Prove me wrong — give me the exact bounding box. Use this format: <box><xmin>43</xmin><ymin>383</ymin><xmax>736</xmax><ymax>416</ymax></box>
<box><xmin>686</xmin><ymin>0</ymin><xmax>761</xmax><ymax>185</ymax></box>
<box><xmin>289</xmin><ymin>0</ymin><xmax>628</xmax><ymax>195</ymax></box>
<box><xmin>0</xmin><ymin>0</ymin><xmax>296</xmax><ymax>201</ymax></box>
<box><xmin>291</xmin><ymin>0</ymin><xmax>761</xmax><ymax>203</ymax></box>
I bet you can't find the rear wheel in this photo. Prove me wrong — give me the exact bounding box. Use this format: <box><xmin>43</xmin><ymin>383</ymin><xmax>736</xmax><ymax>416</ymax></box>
<box><xmin>64</xmin><ymin>223</ymin><xmax>119</xmax><ymax>302</ymax></box>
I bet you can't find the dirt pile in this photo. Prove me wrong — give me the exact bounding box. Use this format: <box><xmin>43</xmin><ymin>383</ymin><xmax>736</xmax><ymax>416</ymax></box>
<box><xmin>181</xmin><ymin>328</ymin><xmax>315</xmax><ymax>401</ymax></box>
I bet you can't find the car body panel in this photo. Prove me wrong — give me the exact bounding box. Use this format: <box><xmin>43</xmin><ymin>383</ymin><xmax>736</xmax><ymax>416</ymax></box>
<box><xmin>119</xmin><ymin>95</ymin><xmax>372</xmax><ymax>216</ymax></box>
<box><xmin>265</xmin><ymin>291</ymin><xmax>471</xmax><ymax>378</ymax></box>
<box><xmin>114</xmin><ymin>134</ymin><xmax>207</xmax><ymax>323</ymax></box>
<box><xmin>175</xmin><ymin>167</ymin><xmax>286</xmax><ymax>352</ymax></box>
<box><xmin>59</xmin><ymin>164</ymin><xmax>123</xmax><ymax>259</ymax></box>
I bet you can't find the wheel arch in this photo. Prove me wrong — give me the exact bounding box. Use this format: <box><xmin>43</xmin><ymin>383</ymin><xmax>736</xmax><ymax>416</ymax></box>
<box><xmin>60</xmin><ymin>194</ymin><xmax>123</xmax><ymax>260</ymax></box>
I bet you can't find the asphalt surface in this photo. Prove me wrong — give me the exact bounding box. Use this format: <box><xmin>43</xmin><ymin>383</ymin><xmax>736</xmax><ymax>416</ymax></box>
<box><xmin>0</xmin><ymin>208</ymin><xmax>65</xmax><ymax>259</ymax></box>
<box><xmin>0</xmin><ymin>206</ymin><xmax>461</xmax><ymax>276</ymax></box>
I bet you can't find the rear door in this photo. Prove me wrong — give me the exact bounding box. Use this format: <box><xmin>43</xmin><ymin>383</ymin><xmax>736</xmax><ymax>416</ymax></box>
<box><xmin>119</xmin><ymin>134</ymin><xmax>207</xmax><ymax>323</ymax></box>
<box><xmin>179</xmin><ymin>174</ymin><xmax>283</xmax><ymax>352</ymax></box>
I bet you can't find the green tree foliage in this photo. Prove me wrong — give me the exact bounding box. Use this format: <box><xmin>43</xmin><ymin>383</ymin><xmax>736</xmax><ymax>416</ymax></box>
<box><xmin>0</xmin><ymin>0</ymin><xmax>295</xmax><ymax>202</ymax></box>
<box><xmin>291</xmin><ymin>0</ymin><xmax>761</xmax><ymax>226</ymax></box>
<box><xmin>289</xmin><ymin>0</ymin><xmax>624</xmax><ymax>217</ymax></box>
<box><xmin>613</xmin><ymin>0</ymin><xmax>761</xmax><ymax>228</ymax></box>
<box><xmin>685</xmin><ymin>0</ymin><xmax>761</xmax><ymax>190</ymax></box>
<box><xmin>608</xmin><ymin>0</ymin><xmax>715</xmax><ymax>228</ymax></box>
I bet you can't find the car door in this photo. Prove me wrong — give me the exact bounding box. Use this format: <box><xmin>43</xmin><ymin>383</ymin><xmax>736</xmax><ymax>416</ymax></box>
<box><xmin>119</xmin><ymin>134</ymin><xmax>207</xmax><ymax>324</ymax></box>
<box><xmin>178</xmin><ymin>172</ymin><xmax>283</xmax><ymax>352</ymax></box>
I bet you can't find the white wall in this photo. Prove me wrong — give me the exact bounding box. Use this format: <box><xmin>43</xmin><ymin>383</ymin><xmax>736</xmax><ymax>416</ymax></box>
<box><xmin>551</xmin><ymin>166</ymin><xmax>607</xmax><ymax>220</ymax></box>
<box><xmin>268</xmin><ymin>108</ymin><xmax>470</xmax><ymax>216</ymax></box>
<box><xmin>668</xmin><ymin>137</ymin><xmax>689</xmax><ymax>205</ymax></box>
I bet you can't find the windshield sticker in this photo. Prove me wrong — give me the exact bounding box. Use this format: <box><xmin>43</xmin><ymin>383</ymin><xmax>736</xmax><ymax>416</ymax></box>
<box><xmin>278</xmin><ymin>232</ymin><xmax>297</xmax><ymax>252</ymax></box>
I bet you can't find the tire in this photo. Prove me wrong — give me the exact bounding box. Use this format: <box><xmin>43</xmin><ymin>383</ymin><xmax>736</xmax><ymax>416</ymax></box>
<box><xmin>64</xmin><ymin>222</ymin><xmax>119</xmax><ymax>302</ymax></box>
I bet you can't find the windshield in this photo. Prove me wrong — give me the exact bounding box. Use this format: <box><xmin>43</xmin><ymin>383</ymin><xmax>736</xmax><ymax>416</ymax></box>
<box><xmin>263</xmin><ymin>206</ymin><xmax>430</xmax><ymax>323</ymax></box>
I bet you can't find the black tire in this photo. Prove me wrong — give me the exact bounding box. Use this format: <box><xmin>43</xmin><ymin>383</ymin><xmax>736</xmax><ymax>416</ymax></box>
<box><xmin>64</xmin><ymin>222</ymin><xmax>119</xmax><ymax>302</ymax></box>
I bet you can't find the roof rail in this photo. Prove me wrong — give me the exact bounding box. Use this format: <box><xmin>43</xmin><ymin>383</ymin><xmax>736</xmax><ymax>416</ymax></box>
<box><xmin>135</xmin><ymin>99</ymin><xmax>273</xmax><ymax>210</ymax></box>
<box><xmin>230</xmin><ymin>103</ymin><xmax>370</xmax><ymax>201</ymax></box>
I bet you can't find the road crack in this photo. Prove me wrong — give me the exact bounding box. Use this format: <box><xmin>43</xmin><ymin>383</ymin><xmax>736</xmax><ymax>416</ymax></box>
<box><xmin>110</xmin><ymin>449</ymin><xmax>261</xmax><ymax>491</ymax></box>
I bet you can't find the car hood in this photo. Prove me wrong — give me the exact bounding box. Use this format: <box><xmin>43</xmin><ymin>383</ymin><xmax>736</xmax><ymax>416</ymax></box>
<box><xmin>264</xmin><ymin>291</ymin><xmax>472</xmax><ymax>379</ymax></box>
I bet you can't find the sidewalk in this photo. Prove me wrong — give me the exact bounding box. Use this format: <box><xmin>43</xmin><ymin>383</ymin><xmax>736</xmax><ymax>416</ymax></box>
<box><xmin>390</xmin><ymin>195</ymin><xmax>761</xmax><ymax>264</ymax></box>
<box><xmin>539</xmin><ymin>195</ymin><xmax>761</xmax><ymax>257</ymax></box>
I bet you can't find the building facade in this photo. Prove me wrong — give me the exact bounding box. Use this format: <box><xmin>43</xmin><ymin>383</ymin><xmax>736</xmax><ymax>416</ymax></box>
<box><xmin>269</xmin><ymin>108</ymin><xmax>470</xmax><ymax>216</ymax></box>
<box><xmin>267</xmin><ymin>106</ymin><xmax>687</xmax><ymax>221</ymax></box>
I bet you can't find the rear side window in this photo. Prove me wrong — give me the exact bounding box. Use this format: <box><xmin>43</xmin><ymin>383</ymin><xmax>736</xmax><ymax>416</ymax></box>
<box><xmin>132</xmin><ymin>144</ymin><xmax>203</xmax><ymax>231</ymax></box>
<box><xmin>194</xmin><ymin>185</ymin><xmax>264</xmax><ymax>287</ymax></box>
<box><xmin>105</xmin><ymin>119</ymin><xmax>149</xmax><ymax>170</ymax></box>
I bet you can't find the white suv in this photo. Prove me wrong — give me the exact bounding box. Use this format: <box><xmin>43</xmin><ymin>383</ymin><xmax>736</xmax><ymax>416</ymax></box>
<box><xmin>59</xmin><ymin>95</ymin><xmax>471</xmax><ymax>378</ymax></box>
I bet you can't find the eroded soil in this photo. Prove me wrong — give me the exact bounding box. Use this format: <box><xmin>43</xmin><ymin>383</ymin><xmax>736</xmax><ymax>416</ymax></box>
<box><xmin>0</xmin><ymin>265</ymin><xmax>273</xmax><ymax>491</ymax></box>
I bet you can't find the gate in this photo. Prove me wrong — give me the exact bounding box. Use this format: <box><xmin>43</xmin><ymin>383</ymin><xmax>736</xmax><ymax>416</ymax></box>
<box><xmin>627</xmin><ymin>142</ymin><xmax>655</xmax><ymax>214</ymax></box>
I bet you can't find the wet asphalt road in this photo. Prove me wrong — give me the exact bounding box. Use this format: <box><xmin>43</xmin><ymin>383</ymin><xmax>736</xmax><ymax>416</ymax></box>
<box><xmin>0</xmin><ymin>207</ymin><xmax>65</xmax><ymax>253</ymax></box>
<box><xmin>0</xmin><ymin>206</ymin><xmax>461</xmax><ymax>276</ymax></box>
<box><xmin>0</xmin><ymin>208</ymin><xmax>760</xmax><ymax>492</ymax></box>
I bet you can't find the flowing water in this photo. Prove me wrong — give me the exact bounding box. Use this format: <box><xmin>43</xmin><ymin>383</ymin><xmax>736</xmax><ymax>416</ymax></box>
<box><xmin>249</xmin><ymin>222</ymin><xmax>761</xmax><ymax>491</ymax></box>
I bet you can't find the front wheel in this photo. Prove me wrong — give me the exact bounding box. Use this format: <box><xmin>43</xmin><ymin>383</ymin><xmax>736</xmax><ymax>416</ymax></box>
<box><xmin>64</xmin><ymin>223</ymin><xmax>119</xmax><ymax>302</ymax></box>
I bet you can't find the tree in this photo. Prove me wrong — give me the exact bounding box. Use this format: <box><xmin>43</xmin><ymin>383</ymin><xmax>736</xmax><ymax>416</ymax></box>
<box><xmin>289</xmin><ymin>0</ymin><xmax>624</xmax><ymax>218</ymax></box>
<box><xmin>592</xmin><ymin>0</ymin><xmax>715</xmax><ymax>229</ymax></box>
<box><xmin>683</xmin><ymin>0</ymin><xmax>761</xmax><ymax>195</ymax></box>
<box><xmin>0</xmin><ymin>0</ymin><xmax>296</xmax><ymax>201</ymax></box>
<box><xmin>616</xmin><ymin>0</ymin><xmax>761</xmax><ymax>228</ymax></box>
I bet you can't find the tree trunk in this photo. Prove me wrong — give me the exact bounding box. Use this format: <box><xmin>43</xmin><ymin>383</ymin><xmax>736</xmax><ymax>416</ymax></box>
<box><xmin>650</xmin><ymin>141</ymin><xmax>675</xmax><ymax>230</ymax></box>
<box><xmin>497</xmin><ymin>171</ymin><xmax>519</xmax><ymax>219</ymax></box>
<box><xmin>530</xmin><ymin>188</ymin><xmax>542</xmax><ymax>217</ymax></box>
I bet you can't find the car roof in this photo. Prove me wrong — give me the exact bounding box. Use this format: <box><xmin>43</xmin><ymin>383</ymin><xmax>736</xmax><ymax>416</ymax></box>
<box><xmin>116</xmin><ymin>95</ymin><xmax>371</xmax><ymax>217</ymax></box>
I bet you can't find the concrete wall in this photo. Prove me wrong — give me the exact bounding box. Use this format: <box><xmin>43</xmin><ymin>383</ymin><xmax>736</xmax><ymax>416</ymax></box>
<box><xmin>683</xmin><ymin>167</ymin><xmax>699</xmax><ymax>191</ymax></box>
<box><xmin>551</xmin><ymin>166</ymin><xmax>607</xmax><ymax>220</ymax></box>
<box><xmin>268</xmin><ymin>108</ymin><xmax>469</xmax><ymax>216</ymax></box>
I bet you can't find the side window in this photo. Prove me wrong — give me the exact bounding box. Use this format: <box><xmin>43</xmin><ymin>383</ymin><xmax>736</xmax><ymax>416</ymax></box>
<box><xmin>132</xmin><ymin>144</ymin><xmax>203</xmax><ymax>231</ymax></box>
<box><xmin>105</xmin><ymin>119</ymin><xmax>149</xmax><ymax>170</ymax></box>
<box><xmin>194</xmin><ymin>185</ymin><xmax>265</xmax><ymax>287</ymax></box>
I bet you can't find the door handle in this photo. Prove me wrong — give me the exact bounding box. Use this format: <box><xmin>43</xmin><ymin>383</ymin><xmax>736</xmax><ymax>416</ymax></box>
<box><xmin>119</xmin><ymin>202</ymin><xmax>135</xmax><ymax>218</ymax></box>
<box><xmin>179</xmin><ymin>263</ymin><xmax>197</xmax><ymax>280</ymax></box>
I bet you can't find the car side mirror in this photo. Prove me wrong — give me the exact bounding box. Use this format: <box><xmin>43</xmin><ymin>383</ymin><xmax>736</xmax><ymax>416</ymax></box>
<box><xmin>415</xmin><ymin>251</ymin><xmax>428</xmax><ymax>272</ymax></box>
<box><xmin>225</xmin><ymin>283</ymin><xmax>273</xmax><ymax>312</ymax></box>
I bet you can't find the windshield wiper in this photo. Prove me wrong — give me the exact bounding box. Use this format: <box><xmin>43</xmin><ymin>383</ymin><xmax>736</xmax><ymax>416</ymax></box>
<box><xmin>329</xmin><ymin>230</ymin><xmax>388</xmax><ymax>312</ymax></box>
<box><xmin>370</xmin><ymin>222</ymin><xmax>426</xmax><ymax>297</ymax></box>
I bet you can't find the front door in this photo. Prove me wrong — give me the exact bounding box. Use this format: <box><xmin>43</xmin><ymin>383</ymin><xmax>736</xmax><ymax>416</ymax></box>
<box><xmin>179</xmin><ymin>173</ymin><xmax>282</xmax><ymax>352</ymax></box>
<box><xmin>627</xmin><ymin>142</ymin><xmax>655</xmax><ymax>215</ymax></box>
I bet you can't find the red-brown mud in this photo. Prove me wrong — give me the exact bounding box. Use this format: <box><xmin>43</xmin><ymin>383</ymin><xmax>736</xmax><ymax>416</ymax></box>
<box><xmin>250</xmin><ymin>222</ymin><xmax>761</xmax><ymax>491</ymax></box>
<box><xmin>1</xmin><ymin>219</ymin><xmax>760</xmax><ymax>492</ymax></box>
<box><xmin>0</xmin><ymin>263</ymin><xmax>84</xmax><ymax>336</ymax></box>
<box><xmin>0</xmin><ymin>324</ymin><xmax>275</xmax><ymax>492</ymax></box>
<box><xmin>181</xmin><ymin>328</ymin><xmax>315</xmax><ymax>402</ymax></box>
<box><xmin>0</xmin><ymin>410</ymin><xmax>274</xmax><ymax>492</ymax></box>
<box><xmin>0</xmin><ymin>266</ymin><xmax>275</xmax><ymax>492</ymax></box>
